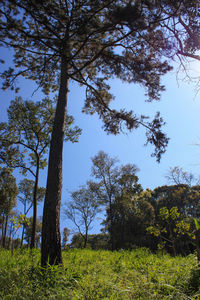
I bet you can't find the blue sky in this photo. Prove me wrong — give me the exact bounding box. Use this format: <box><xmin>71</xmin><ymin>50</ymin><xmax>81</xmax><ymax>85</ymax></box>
<box><xmin>1</xmin><ymin>48</ymin><xmax>200</xmax><ymax>238</ymax></box>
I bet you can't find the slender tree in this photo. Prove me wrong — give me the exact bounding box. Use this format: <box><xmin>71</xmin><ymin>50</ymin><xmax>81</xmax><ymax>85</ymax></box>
<box><xmin>65</xmin><ymin>184</ymin><xmax>101</xmax><ymax>248</ymax></box>
<box><xmin>18</xmin><ymin>178</ymin><xmax>45</xmax><ymax>247</ymax></box>
<box><xmin>0</xmin><ymin>0</ymin><xmax>200</xmax><ymax>265</ymax></box>
<box><xmin>0</xmin><ymin>168</ymin><xmax>18</xmax><ymax>248</ymax></box>
<box><xmin>91</xmin><ymin>151</ymin><xmax>120</xmax><ymax>250</ymax></box>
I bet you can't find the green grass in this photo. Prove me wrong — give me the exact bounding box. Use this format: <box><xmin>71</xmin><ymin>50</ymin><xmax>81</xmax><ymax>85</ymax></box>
<box><xmin>0</xmin><ymin>248</ymin><xmax>199</xmax><ymax>299</ymax></box>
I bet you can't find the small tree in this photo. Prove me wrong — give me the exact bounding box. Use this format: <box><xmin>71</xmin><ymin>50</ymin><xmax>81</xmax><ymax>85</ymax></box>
<box><xmin>18</xmin><ymin>179</ymin><xmax>45</xmax><ymax>247</ymax></box>
<box><xmin>65</xmin><ymin>184</ymin><xmax>101</xmax><ymax>248</ymax></box>
<box><xmin>91</xmin><ymin>151</ymin><xmax>120</xmax><ymax>250</ymax></box>
<box><xmin>91</xmin><ymin>151</ymin><xmax>141</xmax><ymax>250</ymax></box>
<box><xmin>112</xmin><ymin>189</ymin><xmax>154</xmax><ymax>249</ymax></box>
<box><xmin>8</xmin><ymin>212</ymin><xmax>29</xmax><ymax>253</ymax></box>
<box><xmin>62</xmin><ymin>227</ymin><xmax>70</xmax><ymax>249</ymax></box>
<box><xmin>166</xmin><ymin>167</ymin><xmax>200</xmax><ymax>186</ymax></box>
<box><xmin>147</xmin><ymin>206</ymin><xmax>192</xmax><ymax>256</ymax></box>
<box><xmin>0</xmin><ymin>168</ymin><xmax>18</xmax><ymax>248</ymax></box>
<box><xmin>70</xmin><ymin>233</ymin><xmax>85</xmax><ymax>249</ymax></box>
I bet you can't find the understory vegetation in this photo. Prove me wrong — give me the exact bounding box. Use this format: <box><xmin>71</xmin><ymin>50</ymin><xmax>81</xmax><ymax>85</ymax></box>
<box><xmin>0</xmin><ymin>248</ymin><xmax>200</xmax><ymax>299</ymax></box>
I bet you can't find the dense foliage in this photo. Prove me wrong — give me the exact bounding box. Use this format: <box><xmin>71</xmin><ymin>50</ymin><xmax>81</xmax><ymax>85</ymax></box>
<box><xmin>0</xmin><ymin>168</ymin><xmax>18</xmax><ymax>248</ymax></box>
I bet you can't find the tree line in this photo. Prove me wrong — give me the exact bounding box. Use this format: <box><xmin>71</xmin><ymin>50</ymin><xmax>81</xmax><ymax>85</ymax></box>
<box><xmin>64</xmin><ymin>152</ymin><xmax>200</xmax><ymax>257</ymax></box>
<box><xmin>0</xmin><ymin>0</ymin><xmax>200</xmax><ymax>266</ymax></box>
<box><xmin>1</xmin><ymin>149</ymin><xmax>200</xmax><ymax>259</ymax></box>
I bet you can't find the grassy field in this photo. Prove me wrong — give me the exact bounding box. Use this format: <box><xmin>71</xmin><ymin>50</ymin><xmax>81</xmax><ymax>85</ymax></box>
<box><xmin>0</xmin><ymin>248</ymin><xmax>200</xmax><ymax>299</ymax></box>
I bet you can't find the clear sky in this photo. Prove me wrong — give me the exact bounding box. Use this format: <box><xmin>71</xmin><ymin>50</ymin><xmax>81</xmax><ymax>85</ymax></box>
<box><xmin>1</xmin><ymin>46</ymin><xmax>200</xmax><ymax>238</ymax></box>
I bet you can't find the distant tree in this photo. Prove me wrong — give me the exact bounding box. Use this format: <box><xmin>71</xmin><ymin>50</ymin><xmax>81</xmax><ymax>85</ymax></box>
<box><xmin>87</xmin><ymin>233</ymin><xmax>110</xmax><ymax>250</ymax></box>
<box><xmin>91</xmin><ymin>151</ymin><xmax>141</xmax><ymax>250</ymax></box>
<box><xmin>9</xmin><ymin>213</ymin><xmax>29</xmax><ymax>251</ymax></box>
<box><xmin>91</xmin><ymin>151</ymin><xmax>120</xmax><ymax>250</ymax></box>
<box><xmin>18</xmin><ymin>179</ymin><xmax>45</xmax><ymax>247</ymax></box>
<box><xmin>0</xmin><ymin>97</ymin><xmax>81</xmax><ymax>249</ymax></box>
<box><xmin>151</xmin><ymin>184</ymin><xmax>200</xmax><ymax>218</ymax></box>
<box><xmin>147</xmin><ymin>206</ymin><xmax>193</xmax><ymax>256</ymax></box>
<box><xmin>4</xmin><ymin>212</ymin><xmax>22</xmax><ymax>251</ymax></box>
<box><xmin>1</xmin><ymin>0</ymin><xmax>200</xmax><ymax>265</ymax></box>
<box><xmin>1</xmin><ymin>209</ymin><xmax>17</xmax><ymax>249</ymax></box>
<box><xmin>111</xmin><ymin>189</ymin><xmax>155</xmax><ymax>249</ymax></box>
<box><xmin>166</xmin><ymin>167</ymin><xmax>200</xmax><ymax>186</ymax></box>
<box><xmin>70</xmin><ymin>233</ymin><xmax>109</xmax><ymax>250</ymax></box>
<box><xmin>6</xmin><ymin>210</ymin><xmax>16</xmax><ymax>249</ymax></box>
<box><xmin>18</xmin><ymin>179</ymin><xmax>35</xmax><ymax>217</ymax></box>
<box><xmin>0</xmin><ymin>168</ymin><xmax>18</xmax><ymax>248</ymax></box>
<box><xmin>147</xmin><ymin>184</ymin><xmax>200</xmax><ymax>255</ymax></box>
<box><xmin>70</xmin><ymin>233</ymin><xmax>85</xmax><ymax>249</ymax></box>
<box><xmin>62</xmin><ymin>227</ymin><xmax>70</xmax><ymax>249</ymax></box>
<box><xmin>65</xmin><ymin>184</ymin><xmax>101</xmax><ymax>248</ymax></box>
<box><xmin>24</xmin><ymin>217</ymin><xmax>42</xmax><ymax>248</ymax></box>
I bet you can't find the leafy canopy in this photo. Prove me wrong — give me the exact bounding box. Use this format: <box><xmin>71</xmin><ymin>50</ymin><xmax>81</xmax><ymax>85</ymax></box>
<box><xmin>0</xmin><ymin>96</ymin><xmax>81</xmax><ymax>175</ymax></box>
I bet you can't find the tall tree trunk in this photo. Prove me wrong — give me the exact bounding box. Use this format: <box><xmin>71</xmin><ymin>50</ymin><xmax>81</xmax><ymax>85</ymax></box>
<box><xmin>30</xmin><ymin>155</ymin><xmax>40</xmax><ymax>249</ymax></box>
<box><xmin>3</xmin><ymin>215</ymin><xmax>8</xmax><ymax>248</ymax></box>
<box><xmin>41</xmin><ymin>55</ymin><xmax>69</xmax><ymax>266</ymax></box>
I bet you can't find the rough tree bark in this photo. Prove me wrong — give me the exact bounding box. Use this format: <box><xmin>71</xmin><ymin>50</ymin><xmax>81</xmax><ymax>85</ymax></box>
<box><xmin>41</xmin><ymin>54</ymin><xmax>69</xmax><ymax>266</ymax></box>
